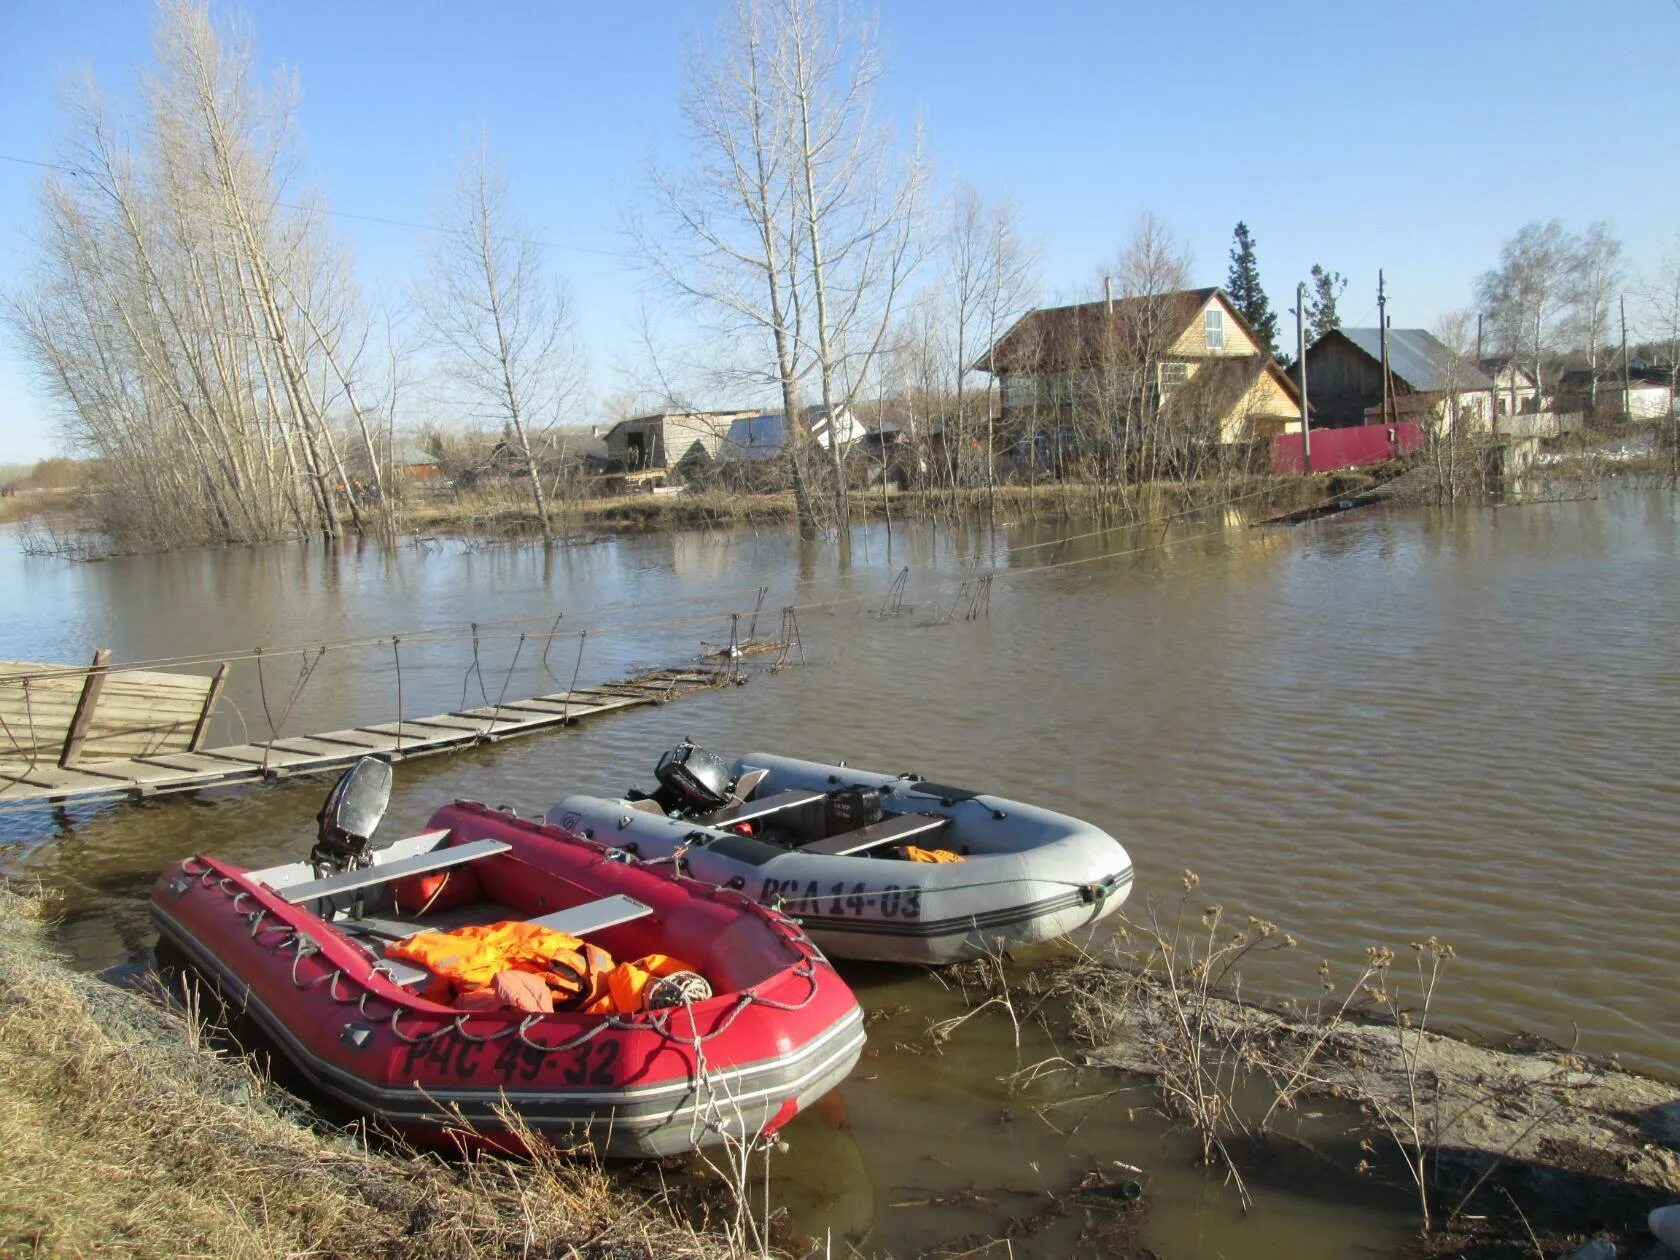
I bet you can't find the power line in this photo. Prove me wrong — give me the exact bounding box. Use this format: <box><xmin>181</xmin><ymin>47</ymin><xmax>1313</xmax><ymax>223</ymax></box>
<box><xmin>0</xmin><ymin>151</ymin><xmax>624</xmax><ymax>260</ymax></box>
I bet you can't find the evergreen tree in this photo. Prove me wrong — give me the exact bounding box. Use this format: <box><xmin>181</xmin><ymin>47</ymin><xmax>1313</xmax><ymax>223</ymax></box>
<box><xmin>1306</xmin><ymin>263</ymin><xmax>1346</xmax><ymax>343</ymax></box>
<box><xmin>1224</xmin><ymin>221</ymin><xmax>1280</xmax><ymax>357</ymax></box>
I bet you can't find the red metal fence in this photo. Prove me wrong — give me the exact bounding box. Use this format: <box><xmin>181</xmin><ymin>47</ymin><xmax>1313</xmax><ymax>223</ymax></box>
<box><xmin>1272</xmin><ymin>421</ymin><xmax>1422</xmax><ymax>476</ymax></box>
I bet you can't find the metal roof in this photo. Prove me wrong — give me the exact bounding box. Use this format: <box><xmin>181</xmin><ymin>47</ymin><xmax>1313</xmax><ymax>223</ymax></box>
<box><xmin>1336</xmin><ymin>328</ymin><xmax>1494</xmax><ymax>392</ymax></box>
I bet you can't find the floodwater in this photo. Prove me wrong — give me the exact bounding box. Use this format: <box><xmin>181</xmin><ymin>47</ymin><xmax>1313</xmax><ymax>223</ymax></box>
<box><xmin>3</xmin><ymin>484</ymin><xmax>1677</xmax><ymax>1256</ymax></box>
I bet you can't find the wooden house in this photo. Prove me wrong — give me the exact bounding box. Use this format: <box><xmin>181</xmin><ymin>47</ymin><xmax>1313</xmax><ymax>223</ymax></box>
<box><xmin>1476</xmin><ymin>356</ymin><xmax>1544</xmax><ymax>417</ymax></box>
<box><xmin>603</xmin><ymin>410</ymin><xmax>760</xmax><ymax>475</ymax></box>
<box><xmin>1306</xmin><ymin>328</ymin><xmax>1496</xmax><ymax>430</ymax></box>
<box><xmin>974</xmin><ymin>287</ymin><xmax>1304</xmax><ymax>444</ymax></box>
<box><xmin>1557</xmin><ymin>366</ymin><xmax>1675</xmax><ymax>420</ymax></box>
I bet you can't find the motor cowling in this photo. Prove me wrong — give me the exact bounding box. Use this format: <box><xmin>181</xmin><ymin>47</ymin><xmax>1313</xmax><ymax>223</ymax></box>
<box><xmin>654</xmin><ymin>741</ymin><xmax>734</xmax><ymax>812</ymax></box>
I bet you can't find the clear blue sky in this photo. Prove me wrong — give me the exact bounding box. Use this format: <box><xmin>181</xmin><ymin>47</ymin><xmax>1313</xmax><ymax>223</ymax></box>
<box><xmin>2</xmin><ymin>0</ymin><xmax>1676</xmax><ymax>462</ymax></box>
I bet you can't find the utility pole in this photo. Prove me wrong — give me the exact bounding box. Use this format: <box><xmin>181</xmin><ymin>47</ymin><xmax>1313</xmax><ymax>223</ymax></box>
<box><xmin>1378</xmin><ymin>270</ymin><xmax>1393</xmax><ymax>428</ymax></box>
<box><xmin>1620</xmin><ymin>295</ymin><xmax>1631</xmax><ymax>421</ymax></box>
<box><xmin>1296</xmin><ymin>281</ymin><xmax>1311</xmax><ymax>473</ymax></box>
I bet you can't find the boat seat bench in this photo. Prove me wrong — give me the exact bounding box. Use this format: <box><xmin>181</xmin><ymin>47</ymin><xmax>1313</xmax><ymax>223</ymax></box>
<box><xmin>696</xmin><ymin>788</ymin><xmax>827</xmax><ymax>828</ymax></box>
<box><xmin>798</xmin><ymin>811</ymin><xmax>949</xmax><ymax>857</ymax></box>
<box><xmin>357</xmin><ymin>894</ymin><xmax>655</xmax><ymax>990</ymax></box>
<box><xmin>275</xmin><ymin>837</ymin><xmax>511</xmax><ymax>904</ymax></box>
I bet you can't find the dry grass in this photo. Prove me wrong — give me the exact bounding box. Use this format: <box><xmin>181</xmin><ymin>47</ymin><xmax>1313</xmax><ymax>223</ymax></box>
<box><xmin>0</xmin><ymin>886</ymin><xmax>739</xmax><ymax>1260</ymax></box>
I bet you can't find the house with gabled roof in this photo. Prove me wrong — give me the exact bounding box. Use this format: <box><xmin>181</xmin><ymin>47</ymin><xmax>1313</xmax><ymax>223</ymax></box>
<box><xmin>1306</xmin><ymin>328</ymin><xmax>1497</xmax><ymax>430</ymax></box>
<box><xmin>974</xmin><ymin>287</ymin><xmax>1304</xmax><ymax>444</ymax></box>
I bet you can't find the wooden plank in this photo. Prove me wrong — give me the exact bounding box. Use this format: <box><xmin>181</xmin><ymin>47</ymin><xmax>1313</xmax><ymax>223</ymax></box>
<box><xmin>450</xmin><ymin>706</ymin><xmax>561</xmax><ymax>727</ymax></box>
<box><xmin>277</xmin><ymin>838</ymin><xmax>510</xmax><ymax>903</ymax></box>
<box><xmin>0</xmin><ymin>763</ymin><xmax>137</xmax><ymax>796</ymax></box>
<box><xmin>85</xmin><ymin>758</ymin><xmax>220</xmax><ymax>788</ymax></box>
<box><xmin>395</xmin><ymin>715</ymin><xmax>499</xmax><ymax>734</ymax></box>
<box><xmin>202</xmin><ymin>743</ymin><xmax>346</xmax><ymax>771</ymax></box>
<box><xmin>58</xmin><ymin>649</ymin><xmax>110</xmax><ymax>768</ymax></box>
<box><xmin>493</xmin><ymin>697</ymin><xmax>611</xmax><ymax>718</ymax></box>
<box><xmin>267</xmin><ymin>737</ymin><xmax>378</xmax><ymax>762</ymax></box>
<box><xmin>357</xmin><ymin>722</ymin><xmax>476</xmax><ymax>746</ymax></box>
<box><xmin>103</xmin><ymin>672</ymin><xmax>213</xmax><ymax>702</ymax></box>
<box><xmin>530</xmin><ymin>691</ymin><xmax>645</xmax><ymax>712</ymax></box>
<box><xmin>306</xmin><ymin>729</ymin><xmax>401</xmax><ymax>751</ymax></box>
<box><xmin>133</xmin><ymin>752</ymin><xmax>263</xmax><ymax>776</ymax></box>
<box><xmin>190</xmin><ymin>663</ymin><xmax>228</xmax><ymax>751</ymax></box>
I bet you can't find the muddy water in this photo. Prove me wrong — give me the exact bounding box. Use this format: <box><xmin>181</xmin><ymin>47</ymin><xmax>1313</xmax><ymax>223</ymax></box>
<box><xmin>3</xmin><ymin>485</ymin><xmax>1676</xmax><ymax>1256</ymax></box>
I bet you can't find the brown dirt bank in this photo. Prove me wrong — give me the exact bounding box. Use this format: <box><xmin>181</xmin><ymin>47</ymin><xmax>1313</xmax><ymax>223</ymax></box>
<box><xmin>0</xmin><ymin>886</ymin><xmax>738</xmax><ymax>1259</ymax></box>
<box><xmin>999</xmin><ymin>946</ymin><xmax>1680</xmax><ymax>1260</ymax></box>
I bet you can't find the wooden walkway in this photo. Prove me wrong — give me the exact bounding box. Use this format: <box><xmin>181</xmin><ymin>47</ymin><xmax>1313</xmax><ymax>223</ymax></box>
<box><xmin>0</xmin><ymin>666</ymin><xmax>730</xmax><ymax>808</ymax></box>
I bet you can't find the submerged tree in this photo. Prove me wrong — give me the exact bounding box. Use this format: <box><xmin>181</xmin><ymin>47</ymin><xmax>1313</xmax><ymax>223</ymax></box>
<box><xmin>1305</xmin><ymin>264</ymin><xmax>1346</xmax><ymax>344</ymax></box>
<box><xmin>1225</xmin><ymin>222</ymin><xmax>1279</xmax><ymax>357</ymax></box>
<box><xmin>422</xmin><ymin>137</ymin><xmax>581</xmax><ymax>544</ymax></box>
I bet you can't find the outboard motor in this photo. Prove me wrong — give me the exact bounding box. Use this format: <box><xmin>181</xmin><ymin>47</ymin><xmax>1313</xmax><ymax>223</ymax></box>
<box><xmin>653</xmin><ymin>740</ymin><xmax>735</xmax><ymax>814</ymax></box>
<box><xmin>309</xmin><ymin>756</ymin><xmax>393</xmax><ymax>874</ymax></box>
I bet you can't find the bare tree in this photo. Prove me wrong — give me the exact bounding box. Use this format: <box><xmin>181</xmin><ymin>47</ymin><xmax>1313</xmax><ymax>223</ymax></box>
<box><xmin>423</xmin><ymin>137</ymin><xmax>581</xmax><ymax>544</ymax></box>
<box><xmin>1476</xmin><ymin>220</ymin><xmax>1575</xmax><ymax>415</ymax></box>
<box><xmin>1566</xmin><ymin>221</ymin><xmax>1623</xmax><ymax>414</ymax></box>
<box><xmin>1642</xmin><ymin>235</ymin><xmax>1680</xmax><ymax>467</ymax></box>
<box><xmin>7</xmin><ymin>0</ymin><xmax>389</xmax><ymax>550</ymax></box>
<box><xmin>1425</xmin><ymin>309</ymin><xmax>1481</xmax><ymax>502</ymax></box>
<box><xmin>635</xmin><ymin>0</ymin><xmax>923</xmax><ymax>533</ymax></box>
<box><xmin>941</xmin><ymin>186</ymin><xmax>1035</xmax><ymax>514</ymax></box>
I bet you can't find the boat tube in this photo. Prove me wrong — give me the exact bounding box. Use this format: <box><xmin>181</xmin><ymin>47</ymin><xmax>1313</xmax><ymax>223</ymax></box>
<box><xmin>151</xmin><ymin>764</ymin><xmax>864</xmax><ymax>1158</ymax></box>
<box><xmin>546</xmin><ymin>750</ymin><xmax>1134</xmax><ymax>965</ymax></box>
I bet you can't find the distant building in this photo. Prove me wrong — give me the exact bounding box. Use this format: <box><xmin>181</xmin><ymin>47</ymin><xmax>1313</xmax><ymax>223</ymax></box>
<box><xmin>717</xmin><ymin>405</ymin><xmax>862</xmax><ymax>464</ymax></box>
<box><xmin>603</xmin><ymin>411</ymin><xmax>760</xmax><ymax>475</ymax></box>
<box><xmin>975</xmin><ymin>287</ymin><xmax>1304</xmax><ymax>444</ymax></box>
<box><xmin>1306</xmin><ymin>328</ymin><xmax>1496</xmax><ymax>430</ymax></box>
<box><xmin>1476</xmin><ymin>356</ymin><xmax>1544</xmax><ymax>417</ymax></box>
<box><xmin>488</xmin><ymin>426</ymin><xmax>609</xmax><ymax>477</ymax></box>
<box><xmin>1556</xmin><ymin>366</ymin><xmax>1675</xmax><ymax>420</ymax></box>
<box><xmin>391</xmin><ymin>443</ymin><xmax>441</xmax><ymax>481</ymax></box>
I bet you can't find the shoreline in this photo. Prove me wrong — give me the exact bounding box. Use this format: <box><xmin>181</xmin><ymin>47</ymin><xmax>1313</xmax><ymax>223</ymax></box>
<box><xmin>960</xmin><ymin>936</ymin><xmax>1680</xmax><ymax>1259</ymax></box>
<box><xmin>0</xmin><ymin>886</ymin><xmax>739</xmax><ymax>1260</ymax></box>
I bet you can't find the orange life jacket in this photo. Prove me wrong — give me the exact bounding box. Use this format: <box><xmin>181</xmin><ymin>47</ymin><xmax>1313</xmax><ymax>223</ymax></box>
<box><xmin>585</xmin><ymin>953</ymin><xmax>698</xmax><ymax>1015</ymax></box>
<box><xmin>387</xmin><ymin>921</ymin><xmax>611</xmax><ymax>1005</ymax></box>
<box><xmin>899</xmin><ymin>845</ymin><xmax>965</xmax><ymax>863</ymax></box>
<box><xmin>386</xmin><ymin>922</ymin><xmax>703</xmax><ymax>1015</ymax></box>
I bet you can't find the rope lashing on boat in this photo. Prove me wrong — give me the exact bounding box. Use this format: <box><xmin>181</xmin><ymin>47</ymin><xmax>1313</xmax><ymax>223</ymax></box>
<box><xmin>186</xmin><ymin>857</ymin><xmax>827</xmax><ymax>1072</ymax></box>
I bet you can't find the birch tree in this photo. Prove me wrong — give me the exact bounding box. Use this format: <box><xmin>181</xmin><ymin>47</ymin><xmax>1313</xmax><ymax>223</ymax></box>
<box><xmin>943</xmin><ymin>184</ymin><xmax>1035</xmax><ymax>512</ymax></box>
<box><xmin>635</xmin><ymin>0</ymin><xmax>923</xmax><ymax>533</ymax></box>
<box><xmin>423</xmin><ymin>139</ymin><xmax>581</xmax><ymax>544</ymax></box>
<box><xmin>1566</xmin><ymin>221</ymin><xmax>1622</xmax><ymax>413</ymax></box>
<box><xmin>1476</xmin><ymin>220</ymin><xmax>1575</xmax><ymax>414</ymax></box>
<box><xmin>1643</xmin><ymin>237</ymin><xmax>1680</xmax><ymax>461</ymax></box>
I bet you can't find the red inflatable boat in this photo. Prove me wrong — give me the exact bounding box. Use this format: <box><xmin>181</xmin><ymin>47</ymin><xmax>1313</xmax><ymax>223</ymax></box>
<box><xmin>150</xmin><ymin>761</ymin><xmax>865</xmax><ymax>1158</ymax></box>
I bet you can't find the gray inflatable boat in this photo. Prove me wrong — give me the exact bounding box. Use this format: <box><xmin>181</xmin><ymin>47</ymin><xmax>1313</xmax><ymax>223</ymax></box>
<box><xmin>545</xmin><ymin>750</ymin><xmax>1134</xmax><ymax>965</ymax></box>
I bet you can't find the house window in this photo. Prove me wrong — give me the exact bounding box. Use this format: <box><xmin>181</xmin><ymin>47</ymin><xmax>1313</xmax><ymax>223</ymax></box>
<box><xmin>1159</xmin><ymin>361</ymin><xmax>1189</xmax><ymax>392</ymax></box>
<box><xmin>1204</xmin><ymin>308</ymin><xmax>1224</xmax><ymax>351</ymax></box>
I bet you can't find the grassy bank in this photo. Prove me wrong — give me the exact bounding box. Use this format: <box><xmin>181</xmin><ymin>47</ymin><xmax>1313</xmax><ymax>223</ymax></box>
<box><xmin>402</xmin><ymin>475</ymin><xmax>1337</xmax><ymax>542</ymax></box>
<box><xmin>0</xmin><ymin>887</ymin><xmax>737</xmax><ymax>1259</ymax></box>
